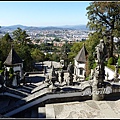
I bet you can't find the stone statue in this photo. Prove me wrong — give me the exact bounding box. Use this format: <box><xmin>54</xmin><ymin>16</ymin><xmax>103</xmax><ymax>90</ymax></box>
<box><xmin>95</xmin><ymin>39</ymin><xmax>107</xmax><ymax>64</ymax></box>
<box><xmin>114</xmin><ymin>63</ymin><xmax>119</xmax><ymax>82</ymax></box>
<box><xmin>67</xmin><ymin>62</ymin><xmax>73</xmax><ymax>85</ymax></box>
<box><xmin>49</xmin><ymin>65</ymin><xmax>57</xmax><ymax>86</ymax></box>
<box><xmin>51</xmin><ymin>65</ymin><xmax>55</xmax><ymax>76</ymax></box>
<box><xmin>67</xmin><ymin>62</ymin><xmax>73</xmax><ymax>76</ymax></box>
<box><xmin>56</xmin><ymin>72</ymin><xmax>59</xmax><ymax>82</ymax></box>
<box><xmin>44</xmin><ymin>75</ymin><xmax>50</xmax><ymax>84</ymax></box>
<box><xmin>66</xmin><ymin>73</ymin><xmax>73</xmax><ymax>86</ymax></box>
<box><xmin>4</xmin><ymin>68</ymin><xmax>9</xmax><ymax>86</ymax></box>
<box><xmin>92</xmin><ymin>40</ymin><xmax>107</xmax><ymax>101</ymax></box>
<box><xmin>59</xmin><ymin>69</ymin><xmax>64</xmax><ymax>83</ymax></box>
<box><xmin>94</xmin><ymin>40</ymin><xmax>107</xmax><ymax>81</ymax></box>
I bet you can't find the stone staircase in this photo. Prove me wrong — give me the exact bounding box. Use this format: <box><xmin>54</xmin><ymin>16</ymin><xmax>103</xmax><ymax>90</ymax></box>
<box><xmin>0</xmin><ymin>87</ymin><xmax>29</xmax><ymax>99</ymax></box>
<box><xmin>1</xmin><ymin>86</ymin><xmax>91</xmax><ymax>117</ymax></box>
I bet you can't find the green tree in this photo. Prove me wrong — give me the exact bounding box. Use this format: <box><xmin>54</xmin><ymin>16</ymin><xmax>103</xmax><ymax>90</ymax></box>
<box><xmin>45</xmin><ymin>53</ymin><xmax>52</xmax><ymax>61</ymax></box>
<box><xmin>70</xmin><ymin>42</ymin><xmax>84</xmax><ymax>55</ymax></box>
<box><xmin>0</xmin><ymin>34</ymin><xmax>12</xmax><ymax>61</ymax></box>
<box><xmin>2</xmin><ymin>33</ymin><xmax>13</xmax><ymax>43</ymax></box>
<box><xmin>69</xmin><ymin>32</ymin><xmax>100</xmax><ymax>70</ymax></box>
<box><xmin>86</xmin><ymin>1</ymin><xmax>120</xmax><ymax>58</ymax></box>
<box><xmin>15</xmin><ymin>44</ymin><xmax>34</xmax><ymax>72</ymax></box>
<box><xmin>13</xmin><ymin>27</ymin><xmax>30</xmax><ymax>45</ymax></box>
<box><xmin>51</xmin><ymin>53</ymin><xmax>60</xmax><ymax>62</ymax></box>
<box><xmin>53</xmin><ymin>38</ymin><xmax>60</xmax><ymax>42</ymax></box>
<box><xmin>31</xmin><ymin>48</ymin><xmax>45</xmax><ymax>63</ymax></box>
<box><xmin>40</xmin><ymin>43</ymin><xmax>47</xmax><ymax>51</ymax></box>
<box><xmin>85</xmin><ymin>32</ymin><xmax>101</xmax><ymax>69</ymax></box>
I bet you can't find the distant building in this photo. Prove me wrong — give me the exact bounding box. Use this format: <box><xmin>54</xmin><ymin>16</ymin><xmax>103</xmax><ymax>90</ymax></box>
<box><xmin>53</xmin><ymin>41</ymin><xmax>65</xmax><ymax>47</ymax></box>
<box><xmin>74</xmin><ymin>44</ymin><xmax>88</xmax><ymax>80</ymax></box>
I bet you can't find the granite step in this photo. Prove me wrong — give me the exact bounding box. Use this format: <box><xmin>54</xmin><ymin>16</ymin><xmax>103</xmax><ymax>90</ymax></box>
<box><xmin>38</xmin><ymin>107</ymin><xmax>46</xmax><ymax>118</ymax></box>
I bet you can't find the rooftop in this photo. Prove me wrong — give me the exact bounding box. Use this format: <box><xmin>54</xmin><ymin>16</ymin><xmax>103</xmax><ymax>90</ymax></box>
<box><xmin>75</xmin><ymin>44</ymin><xmax>88</xmax><ymax>62</ymax></box>
<box><xmin>4</xmin><ymin>47</ymin><xmax>23</xmax><ymax>66</ymax></box>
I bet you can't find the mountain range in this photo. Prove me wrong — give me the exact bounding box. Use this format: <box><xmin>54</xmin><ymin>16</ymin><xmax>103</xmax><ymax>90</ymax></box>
<box><xmin>0</xmin><ymin>24</ymin><xmax>89</xmax><ymax>32</ymax></box>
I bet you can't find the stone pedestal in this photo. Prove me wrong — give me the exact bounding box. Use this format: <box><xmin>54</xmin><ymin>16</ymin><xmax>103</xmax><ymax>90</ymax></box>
<box><xmin>92</xmin><ymin>88</ymin><xmax>105</xmax><ymax>101</ymax></box>
<box><xmin>92</xmin><ymin>64</ymin><xmax>105</xmax><ymax>101</ymax></box>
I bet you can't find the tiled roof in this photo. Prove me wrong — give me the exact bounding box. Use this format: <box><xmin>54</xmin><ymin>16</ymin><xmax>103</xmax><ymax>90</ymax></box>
<box><xmin>4</xmin><ymin>48</ymin><xmax>23</xmax><ymax>65</ymax></box>
<box><xmin>75</xmin><ymin>44</ymin><xmax>88</xmax><ymax>62</ymax></box>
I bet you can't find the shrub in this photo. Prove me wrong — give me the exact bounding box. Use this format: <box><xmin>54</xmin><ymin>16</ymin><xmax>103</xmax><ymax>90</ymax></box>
<box><xmin>86</xmin><ymin>76</ymin><xmax>90</xmax><ymax>81</ymax></box>
<box><xmin>92</xmin><ymin>62</ymin><xmax>97</xmax><ymax>69</ymax></box>
<box><xmin>107</xmin><ymin>57</ymin><xmax>114</xmax><ymax>65</ymax></box>
<box><xmin>118</xmin><ymin>57</ymin><xmax>120</xmax><ymax>66</ymax></box>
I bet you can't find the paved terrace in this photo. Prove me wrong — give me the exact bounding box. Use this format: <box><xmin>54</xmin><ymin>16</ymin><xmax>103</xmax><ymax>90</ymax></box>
<box><xmin>45</xmin><ymin>100</ymin><xmax>120</xmax><ymax>118</ymax></box>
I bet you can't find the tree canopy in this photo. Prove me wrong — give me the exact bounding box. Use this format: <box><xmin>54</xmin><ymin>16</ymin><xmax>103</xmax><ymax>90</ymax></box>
<box><xmin>12</xmin><ymin>27</ymin><xmax>30</xmax><ymax>45</ymax></box>
<box><xmin>31</xmin><ymin>48</ymin><xmax>45</xmax><ymax>63</ymax></box>
<box><xmin>86</xmin><ymin>1</ymin><xmax>120</xmax><ymax>58</ymax></box>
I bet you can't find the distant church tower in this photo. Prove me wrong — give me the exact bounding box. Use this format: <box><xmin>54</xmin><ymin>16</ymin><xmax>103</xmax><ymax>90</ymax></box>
<box><xmin>74</xmin><ymin>44</ymin><xmax>88</xmax><ymax>81</ymax></box>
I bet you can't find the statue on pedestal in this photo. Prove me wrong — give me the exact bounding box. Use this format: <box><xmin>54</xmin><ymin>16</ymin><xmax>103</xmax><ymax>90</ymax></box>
<box><xmin>67</xmin><ymin>62</ymin><xmax>73</xmax><ymax>85</ymax></box>
<box><xmin>67</xmin><ymin>62</ymin><xmax>73</xmax><ymax>76</ymax></box>
<box><xmin>92</xmin><ymin>40</ymin><xmax>108</xmax><ymax>101</ymax></box>
<box><xmin>59</xmin><ymin>69</ymin><xmax>64</xmax><ymax>84</ymax></box>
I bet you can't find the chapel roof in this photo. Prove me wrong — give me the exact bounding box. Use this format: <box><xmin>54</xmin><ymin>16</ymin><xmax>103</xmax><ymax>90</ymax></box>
<box><xmin>75</xmin><ymin>44</ymin><xmax>88</xmax><ymax>62</ymax></box>
<box><xmin>4</xmin><ymin>47</ymin><xmax>23</xmax><ymax>66</ymax></box>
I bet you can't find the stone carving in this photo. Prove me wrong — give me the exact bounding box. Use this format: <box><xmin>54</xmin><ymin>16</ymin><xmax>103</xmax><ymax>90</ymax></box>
<box><xmin>67</xmin><ymin>62</ymin><xmax>73</xmax><ymax>76</ymax></box>
<box><xmin>66</xmin><ymin>73</ymin><xmax>73</xmax><ymax>86</ymax></box>
<box><xmin>95</xmin><ymin>39</ymin><xmax>107</xmax><ymax>64</ymax></box>
<box><xmin>66</xmin><ymin>62</ymin><xmax>73</xmax><ymax>85</ymax></box>
<box><xmin>4</xmin><ymin>68</ymin><xmax>10</xmax><ymax>87</ymax></box>
<box><xmin>56</xmin><ymin>72</ymin><xmax>59</xmax><ymax>83</ymax></box>
<box><xmin>59</xmin><ymin>70</ymin><xmax>64</xmax><ymax>84</ymax></box>
<box><xmin>114</xmin><ymin>63</ymin><xmax>119</xmax><ymax>82</ymax></box>
<box><xmin>92</xmin><ymin>40</ymin><xmax>108</xmax><ymax>101</ymax></box>
<box><xmin>44</xmin><ymin>75</ymin><xmax>50</xmax><ymax>83</ymax></box>
<box><xmin>49</xmin><ymin>65</ymin><xmax>59</xmax><ymax>86</ymax></box>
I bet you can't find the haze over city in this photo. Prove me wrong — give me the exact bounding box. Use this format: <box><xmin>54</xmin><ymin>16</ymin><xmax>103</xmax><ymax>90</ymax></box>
<box><xmin>0</xmin><ymin>1</ymin><xmax>91</xmax><ymax>27</ymax></box>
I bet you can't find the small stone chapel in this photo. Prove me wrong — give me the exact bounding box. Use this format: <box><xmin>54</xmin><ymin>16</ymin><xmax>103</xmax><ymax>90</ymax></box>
<box><xmin>74</xmin><ymin>44</ymin><xmax>88</xmax><ymax>80</ymax></box>
<box><xmin>3</xmin><ymin>47</ymin><xmax>24</xmax><ymax>87</ymax></box>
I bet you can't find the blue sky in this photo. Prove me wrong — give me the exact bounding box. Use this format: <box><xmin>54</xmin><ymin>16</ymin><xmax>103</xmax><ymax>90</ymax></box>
<box><xmin>0</xmin><ymin>1</ymin><xmax>92</xmax><ymax>27</ymax></box>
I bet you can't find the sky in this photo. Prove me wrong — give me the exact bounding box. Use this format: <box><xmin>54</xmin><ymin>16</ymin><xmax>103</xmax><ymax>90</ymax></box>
<box><xmin>0</xmin><ymin>1</ymin><xmax>92</xmax><ymax>27</ymax></box>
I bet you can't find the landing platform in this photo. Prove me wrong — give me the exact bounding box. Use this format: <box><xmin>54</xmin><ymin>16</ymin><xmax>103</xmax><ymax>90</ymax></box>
<box><xmin>46</xmin><ymin>100</ymin><xmax>120</xmax><ymax>118</ymax></box>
